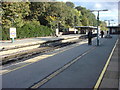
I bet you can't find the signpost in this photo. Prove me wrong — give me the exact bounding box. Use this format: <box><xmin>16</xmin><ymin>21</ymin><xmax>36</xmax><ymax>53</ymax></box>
<box><xmin>7</xmin><ymin>15</ymin><xmax>18</xmax><ymax>43</ymax></box>
<box><xmin>10</xmin><ymin>27</ymin><xmax>16</xmax><ymax>43</ymax></box>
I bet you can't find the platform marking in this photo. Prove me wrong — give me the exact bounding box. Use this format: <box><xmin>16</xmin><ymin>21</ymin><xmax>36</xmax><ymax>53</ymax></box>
<box><xmin>1</xmin><ymin>40</ymin><xmax>88</xmax><ymax>75</ymax></box>
<box><xmin>30</xmin><ymin>46</ymin><xmax>96</xmax><ymax>88</ymax></box>
<box><xmin>94</xmin><ymin>39</ymin><xmax>119</xmax><ymax>90</ymax></box>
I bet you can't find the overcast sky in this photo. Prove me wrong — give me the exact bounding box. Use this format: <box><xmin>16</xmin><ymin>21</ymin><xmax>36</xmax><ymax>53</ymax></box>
<box><xmin>58</xmin><ymin>0</ymin><xmax>119</xmax><ymax>26</ymax></box>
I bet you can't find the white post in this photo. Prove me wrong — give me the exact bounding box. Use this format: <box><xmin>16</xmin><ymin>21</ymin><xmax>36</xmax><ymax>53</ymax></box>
<box><xmin>56</xmin><ymin>28</ymin><xmax>59</xmax><ymax>36</ymax></box>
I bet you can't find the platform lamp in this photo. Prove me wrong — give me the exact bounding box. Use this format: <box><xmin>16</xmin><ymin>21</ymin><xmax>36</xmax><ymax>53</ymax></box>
<box><xmin>91</xmin><ymin>9</ymin><xmax>108</xmax><ymax>46</ymax></box>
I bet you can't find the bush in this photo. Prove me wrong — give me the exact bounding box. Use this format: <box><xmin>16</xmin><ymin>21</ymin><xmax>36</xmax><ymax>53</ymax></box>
<box><xmin>2</xmin><ymin>28</ymin><xmax>10</xmax><ymax>40</ymax></box>
<box><xmin>2</xmin><ymin>21</ymin><xmax>53</xmax><ymax>40</ymax></box>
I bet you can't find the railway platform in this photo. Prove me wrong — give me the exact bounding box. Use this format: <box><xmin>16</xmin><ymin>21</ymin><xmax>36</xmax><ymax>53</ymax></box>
<box><xmin>0</xmin><ymin>34</ymin><xmax>82</xmax><ymax>50</ymax></box>
<box><xmin>1</xmin><ymin>34</ymin><xmax>120</xmax><ymax>89</ymax></box>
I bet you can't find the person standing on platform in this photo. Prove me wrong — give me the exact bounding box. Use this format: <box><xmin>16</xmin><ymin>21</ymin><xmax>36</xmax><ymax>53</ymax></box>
<box><xmin>87</xmin><ymin>30</ymin><xmax>93</xmax><ymax>45</ymax></box>
<box><xmin>100</xmin><ymin>30</ymin><xmax>104</xmax><ymax>38</ymax></box>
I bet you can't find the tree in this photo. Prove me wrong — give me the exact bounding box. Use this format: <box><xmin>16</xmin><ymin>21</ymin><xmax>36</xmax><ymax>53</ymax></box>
<box><xmin>100</xmin><ymin>21</ymin><xmax>108</xmax><ymax>31</ymax></box>
<box><xmin>86</xmin><ymin>10</ymin><xmax>97</xmax><ymax>26</ymax></box>
<box><xmin>2</xmin><ymin>2</ymin><xmax>30</xmax><ymax>29</ymax></box>
<box><xmin>81</xmin><ymin>16</ymin><xmax>89</xmax><ymax>26</ymax></box>
<box><xmin>75</xmin><ymin>6</ymin><xmax>97</xmax><ymax>26</ymax></box>
<box><xmin>29</xmin><ymin>2</ymin><xmax>50</xmax><ymax>20</ymax></box>
<box><xmin>66</xmin><ymin>2</ymin><xmax>75</xmax><ymax>8</ymax></box>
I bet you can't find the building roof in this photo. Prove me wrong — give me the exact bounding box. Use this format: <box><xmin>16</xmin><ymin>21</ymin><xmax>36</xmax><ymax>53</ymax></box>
<box><xmin>75</xmin><ymin>26</ymin><xmax>97</xmax><ymax>29</ymax></box>
<box><xmin>107</xmin><ymin>26</ymin><xmax>120</xmax><ymax>28</ymax></box>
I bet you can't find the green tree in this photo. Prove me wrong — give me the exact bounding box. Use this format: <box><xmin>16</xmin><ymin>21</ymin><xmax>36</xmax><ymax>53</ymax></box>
<box><xmin>66</xmin><ymin>2</ymin><xmax>75</xmax><ymax>8</ymax></box>
<box><xmin>29</xmin><ymin>2</ymin><xmax>50</xmax><ymax>20</ymax></box>
<box><xmin>2</xmin><ymin>2</ymin><xmax>30</xmax><ymax>29</ymax></box>
<box><xmin>75</xmin><ymin>6</ymin><xmax>97</xmax><ymax>26</ymax></box>
<box><xmin>100</xmin><ymin>21</ymin><xmax>108</xmax><ymax>31</ymax></box>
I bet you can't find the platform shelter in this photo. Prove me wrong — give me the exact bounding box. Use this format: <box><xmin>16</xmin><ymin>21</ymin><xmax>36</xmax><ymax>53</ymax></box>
<box><xmin>75</xmin><ymin>26</ymin><xmax>97</xmax><ymax>34</ymax></box>
<box><xmin>107</xmin><ymin>25</ymin><xmax>120</xmax><ymax>34</ymax></box>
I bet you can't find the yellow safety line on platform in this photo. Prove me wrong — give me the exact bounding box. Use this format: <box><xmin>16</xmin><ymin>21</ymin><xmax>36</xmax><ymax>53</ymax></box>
<box><xmin>1</xmin><ymin>40</ymin><xmax>88</xmax><ymax>75</ymax></box>
<box><xmin>31</xmin><ymin>46</ymin><xmax>96</xmax><ymax>88</ymax></box>
<box><xmin>94</xmin><ymin>39</ymin><xmax>118</xmax><ymax>90</ymax></box>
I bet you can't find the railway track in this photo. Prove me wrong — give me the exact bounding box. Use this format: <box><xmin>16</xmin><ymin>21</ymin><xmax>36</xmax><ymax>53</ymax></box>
<box><xmin>1</xmin><ymin>35</ymin><xmax>88</xmax><ymax>65</ymax></box>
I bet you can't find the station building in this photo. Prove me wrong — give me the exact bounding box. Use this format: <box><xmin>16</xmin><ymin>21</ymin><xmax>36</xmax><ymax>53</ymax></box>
<box><xmin>107</xmin><ymin>25</ymin><xmax>120</xmax><ymax>34</ymax></box>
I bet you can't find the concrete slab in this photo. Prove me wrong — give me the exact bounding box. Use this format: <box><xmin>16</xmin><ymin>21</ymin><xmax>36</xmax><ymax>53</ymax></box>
<box><xmin>109</xmin><ymin>62</ymin><xmax>118</xmax><ymax>67</ymax></box>
<box><xmin>107</xmin><ymin>66</ymin><xmax>118</xmax><ymax>72</ymax></box>
<box><xmin>104</xmin><ymin>70</ymin><xmax>118</xmax><ymax>79</ymax></box>
<box><xmin>100</xmin><ymin>78</ymin><xmax>118</xmax><ymax>88</ymax></box>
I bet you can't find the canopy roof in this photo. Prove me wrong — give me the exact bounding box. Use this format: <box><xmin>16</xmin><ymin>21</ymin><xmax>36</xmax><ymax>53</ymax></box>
<box><xmin>107</xmin><ymin>26</ymin><xmax>120</xmax><ymax>28</ymax></box>
<box><xmin>75</xmin><ymin>26</ymin><xmax>97</xmax><ymax>29</ymax></box>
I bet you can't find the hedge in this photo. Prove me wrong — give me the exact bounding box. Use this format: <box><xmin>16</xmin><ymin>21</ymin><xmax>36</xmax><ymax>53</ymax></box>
<box><xmin>2</xmin><ymin>21</ymin><xmax>54</xmax><ymax>40</ymax></box>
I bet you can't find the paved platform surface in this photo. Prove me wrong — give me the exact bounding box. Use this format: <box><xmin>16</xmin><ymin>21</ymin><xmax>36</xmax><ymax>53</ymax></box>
<box><xmin>1</xmin><ymin>35</ymin><xmax>120</xmax><ymax>89</ymax></box>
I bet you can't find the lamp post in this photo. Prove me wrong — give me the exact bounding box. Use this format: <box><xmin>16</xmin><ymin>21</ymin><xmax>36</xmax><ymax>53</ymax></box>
<box><xmin>91</xmin><ymin>9</ymin><xmax>108</xmax><ymax>46</ymax></box>
<box><xmin>74</xmin><ymin>16</ymin><xmax>77</xmax><ymax>34</ymax></box>
<box><xmin>54</xmin><ymin>15</ymin><xmax>61</xmax><ymax>37</ymax></box>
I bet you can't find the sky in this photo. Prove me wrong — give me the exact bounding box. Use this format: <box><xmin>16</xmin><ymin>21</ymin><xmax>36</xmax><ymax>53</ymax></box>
<box><xmin>57</xmin><ymin>0</ymin><xmax>119</xmax><ymax>26</ymax></box>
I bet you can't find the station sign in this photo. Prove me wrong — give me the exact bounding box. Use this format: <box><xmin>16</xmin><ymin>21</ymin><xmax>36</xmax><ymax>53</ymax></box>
<box><xmin>10</xmin><ymin>27</ymin><xmax>16</xmax><ymax>38</ymax></box>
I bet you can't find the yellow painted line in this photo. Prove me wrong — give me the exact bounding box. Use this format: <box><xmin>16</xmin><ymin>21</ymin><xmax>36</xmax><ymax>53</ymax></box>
<box><xmin>24</xmin><ymin>54</ymin><xmax>55</xmax><ymax>63</ymax></box>
<box><xmin>1</xmin><ymin>63</ymin><xmax>33</xmax><ymax>75</ymax></box>
<box><xmin>1</xmin><ymin>40</ymin><xmax>88</xmax><ymax>75</ymax></box>
<box><xmin>1</xmin><ymin>54</ymin><xmax>56</xmax><ymax>75</ymax></box>
<box><xmin>31</xmin><ymin>46</ymin><xmax>96</xmax><ymax>88</ymax></box>
<box><xmin>94</xmin><ymin>39</ymin><xmax>119</xmax><ymax>89</ymax></box>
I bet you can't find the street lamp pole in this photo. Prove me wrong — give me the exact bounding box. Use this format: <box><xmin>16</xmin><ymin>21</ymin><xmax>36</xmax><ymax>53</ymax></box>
<box><xmin>97</xmin><ymin>11</ymin><xmax>100</xmax><ymax>46</ymax></box>
<box><xmin>91</xmin><ymin>9</ymin><xmax>108</xmax><ymax>46</ymax></box>
<box><xmin>74</xmin><ymin>16</ymin><xmax>77</xmax><ymax>34</ymax></box>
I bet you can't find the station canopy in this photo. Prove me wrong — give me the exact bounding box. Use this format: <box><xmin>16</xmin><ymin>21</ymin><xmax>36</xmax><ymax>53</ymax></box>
<box><xmin>107</xmin><ymin>26</ymin><xmax>120</xmax><ymax>28</ymax></box>
<box><xmin>75</xmin><ymin>26</ymin><xmax>97</xmax><ymax>29</ymax></box>
<box><xmin>106</xmin><ymin>25</ymin><xmax>120</xmax><ymax>34</ymax></box>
